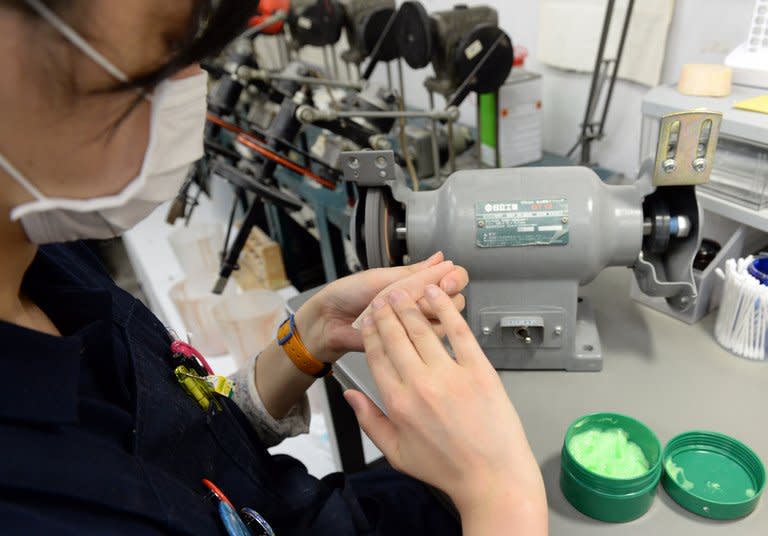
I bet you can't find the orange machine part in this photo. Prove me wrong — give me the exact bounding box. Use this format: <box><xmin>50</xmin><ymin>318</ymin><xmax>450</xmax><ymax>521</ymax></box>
<box><xmin>206</xmin><ymin>113</ymin><xmax>336</xmax><ymax>190</ymax></box>
<box><xmin>248</xmin><ymin>0</ymin><xmax>290</xmax><ymax>35</ymax></box>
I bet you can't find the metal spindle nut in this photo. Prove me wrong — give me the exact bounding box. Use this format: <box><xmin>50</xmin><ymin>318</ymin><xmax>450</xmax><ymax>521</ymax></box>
<box><xmin>297</xmin><ymin>105</ymin><xmax>316</xmax><ymax>123</ymax></box>
<box><xmin>662</xmin><ymin>159</ymin><xmax>677</xmax><ymax>174</ymax></box>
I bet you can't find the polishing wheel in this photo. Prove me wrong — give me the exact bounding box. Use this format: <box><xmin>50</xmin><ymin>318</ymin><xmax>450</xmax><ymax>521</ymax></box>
<box><xmin>453</xmin><ymin>24</ymin><xmax>513</xmax><ymax>93</ymax></box>
<box><xmin>288</xmin><ymin>1</ymin><xmax>345</xmax><ymax>47</ymax></box>
<box><xmin>353</xmin><ymin>188</ymin><xmax>406</xmax><ymax>269</ymax></box>
<box><xmin>362</xmin><ymin>7</ymin><xmax>399</xmax><ymax>61</ymax></box>
<box><xmin>397</xmin><ymin>1</ymin><xmax>433</xmax><ymax>69</ymax></box>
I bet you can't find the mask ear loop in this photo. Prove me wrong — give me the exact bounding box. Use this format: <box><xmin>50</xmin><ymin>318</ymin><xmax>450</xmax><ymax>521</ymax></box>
<box><xmin>24</xmin><ymin>0</ymin><xmax>152</xmax><ymax>102</ymax></box>
<box><xmin>23</xmin><ymin>0</ymin><xmax>129</xmax><ymax>83</ymax></box>
<box><xmin>0</xmin><ymin>153</ymin><xmax>48</xmax><ymax>221</ymax></box>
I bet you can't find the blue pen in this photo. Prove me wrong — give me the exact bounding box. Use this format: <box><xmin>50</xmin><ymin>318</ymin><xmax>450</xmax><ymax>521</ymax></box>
<box><xmin>218</xmin><ymin>500</ymin><xmax>251</xmax><ymax>536</ymax></box>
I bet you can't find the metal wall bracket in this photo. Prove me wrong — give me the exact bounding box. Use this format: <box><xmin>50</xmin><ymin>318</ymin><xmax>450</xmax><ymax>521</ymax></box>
<box><xmin>653</xmin><ymin>110</ymin><xmax>722</xmax><ymax>187</ymax></box>
<box><xmin>341</xmin><ymin>149</ymin><xmax>398</xmax><ymax>186</ymax></box>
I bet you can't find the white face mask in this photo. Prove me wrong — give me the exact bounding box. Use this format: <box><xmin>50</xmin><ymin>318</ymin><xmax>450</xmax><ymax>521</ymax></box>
<box><xmin>0</xmin><ymin>0</ymin><xmax>208</xmax><ymax>244</ymax></box>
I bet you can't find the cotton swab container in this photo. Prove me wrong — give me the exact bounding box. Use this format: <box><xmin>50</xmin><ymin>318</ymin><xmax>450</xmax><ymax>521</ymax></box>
<box><xmin>714</xmin><ymin>256</ymin><xmax>768</xmax><ymax>361</ymax></box>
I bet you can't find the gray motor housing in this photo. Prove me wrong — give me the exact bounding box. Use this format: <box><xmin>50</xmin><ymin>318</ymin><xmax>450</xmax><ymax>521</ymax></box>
<box><xmin>402</xmin><ymin>166</ymin><xmax>644</xmax><ymax>371</ymax></box>
<box><xmin>344</xmin><ymin>150</ymin><xmax>704</xmax><ymax>371</ymax></box>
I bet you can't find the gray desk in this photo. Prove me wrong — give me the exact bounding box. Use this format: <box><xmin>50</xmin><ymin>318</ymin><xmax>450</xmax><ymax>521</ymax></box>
<box><xmin>332</xmin><ymin>267</ymin><xmax>768</xmax><ymax>534</ymax></box>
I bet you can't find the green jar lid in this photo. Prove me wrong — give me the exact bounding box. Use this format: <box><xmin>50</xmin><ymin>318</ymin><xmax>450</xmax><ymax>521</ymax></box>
<box><xmin>662</xmin><ymin>431</ymin><xmax>765</xmax><ymax>520</ymax></box>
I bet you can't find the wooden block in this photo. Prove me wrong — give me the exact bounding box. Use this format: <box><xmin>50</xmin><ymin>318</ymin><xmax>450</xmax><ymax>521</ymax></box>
<box><xmin>232</xmin><ymin>225</ymin><xmax>289</xmax><ymax>290</ymax></box>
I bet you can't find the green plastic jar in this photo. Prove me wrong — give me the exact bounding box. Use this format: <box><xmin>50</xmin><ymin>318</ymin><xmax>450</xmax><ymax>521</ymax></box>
<box><xmin>560</xmin><ymin>412</ymin><xmax>663</xmax><ymax>522</ymax></box>
<box><xmin>662</xmin><ymin>431</ymin><xmax>766</xmax><ymax>520</ymax></box>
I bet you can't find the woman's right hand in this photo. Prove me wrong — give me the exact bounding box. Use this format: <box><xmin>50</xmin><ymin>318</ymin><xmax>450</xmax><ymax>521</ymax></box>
<box><xmin>344</xmin><ymin>285</ymin><xmax>547</xmax><ymax>535</ymax></box>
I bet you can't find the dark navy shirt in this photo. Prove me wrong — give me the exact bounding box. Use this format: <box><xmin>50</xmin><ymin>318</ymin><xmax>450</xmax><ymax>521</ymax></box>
<box><xmin>0</xmin><ymin>243</ymin><xmax>459</xmax><ymax>535</ymax></box>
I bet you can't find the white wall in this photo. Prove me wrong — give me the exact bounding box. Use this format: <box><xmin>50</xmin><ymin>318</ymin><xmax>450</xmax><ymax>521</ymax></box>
<box><xmin>355</xmin><ymin>0</ymin><xmax>755</xmax><ymax>177</ymax></box>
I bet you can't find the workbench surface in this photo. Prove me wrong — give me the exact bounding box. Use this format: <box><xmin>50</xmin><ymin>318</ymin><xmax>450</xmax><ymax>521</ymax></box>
<box><xmin>333</xmin><ymin>267</ymin><xmax>768</xmax><ymax>534</ymax></box>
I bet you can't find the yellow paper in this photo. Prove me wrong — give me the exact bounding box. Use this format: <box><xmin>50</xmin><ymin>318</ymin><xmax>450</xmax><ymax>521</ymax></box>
<box><xmin>733</xmin><ymin>95</ymin><xmax>768</xmax><ymax>115</ymax></box>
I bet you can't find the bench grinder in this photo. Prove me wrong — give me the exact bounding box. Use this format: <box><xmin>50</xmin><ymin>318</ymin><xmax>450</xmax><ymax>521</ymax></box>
<box><xmin>345</xmin><ymin>111</ymin><xmax>722</xmax><ymax>371</ymax></box>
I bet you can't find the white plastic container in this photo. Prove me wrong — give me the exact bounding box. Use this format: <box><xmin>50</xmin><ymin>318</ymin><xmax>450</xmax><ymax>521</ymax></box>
<box><xmin>169</xmin><ymin>277</ymin><xmax>233</xmax><ymax>356</ymax></box>
<box><xmin>212</xmin><ymin>290</ymin><xmax>286</xmax><ymax>368</ymax></box>
<box><xmin>168</xmin><ymin>223</ymin><xmax>225</xmax><ymax>277</ymax></box>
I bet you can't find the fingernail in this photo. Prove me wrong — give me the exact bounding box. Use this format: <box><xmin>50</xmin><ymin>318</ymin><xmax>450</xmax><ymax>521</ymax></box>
<box><xmin>427</xmin><ymin>251</ymin><xmax>441</xmax><ymax>263</ymax></box>
<box><xmin>425</xmin><ymin>284</ymin><xmax>440</xmax><ymax>299</ymax></box>
<box><xmin>362</xmin><ymin>315</ymin><xmax>374</xmax><ymax>327</ymax></box>
<box><xmin>442</xmin><ymin>280</ymin><xmax>456</xmax><ymax>294</ymax></box>
<box><xmin>388</xmin><ymin>289</ymin><xmax>404</xmax><ymax>304</ymax></box>
<box><xmin>372</xmin><ymin>298</ymin><xmax>386</xmax><ymax>310</ymax></box>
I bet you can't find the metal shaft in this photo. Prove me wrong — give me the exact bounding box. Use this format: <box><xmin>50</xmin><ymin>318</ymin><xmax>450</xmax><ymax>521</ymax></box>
<box><xmin>580</xmin><ymin>0</ymin><xmax>615</xmax><ymax>165</ymax></box>
<box><xmin>322</xmin><ymin>46</ymin><xmax>331</xmax><ymax>77</ymax></box>
<box><xmin>447</xmin><ymin>119</ymin><xmax>456</xmax><ymax>173</ymax></box>
<box><xmin>597</xmin><ymin>0</ymin><xmax>635</xmax><ymax>138</ymax></box>
<box><xmin>240</xmin><ymin>67</ymin><xmax>363</xmax><ymax>89</ymax></box>
<box><xmin>330</xmin><ymin>44</ymin><xmax>340</xmax><ymax>79</ymax></box>
<box><xmin>428</xmin><ymin>90</ymin><xmax>441</xmax><ymax>180</ymax></box>
<box><xmin>297</xmin><ymin>104</ymin><xmax>459</xmax><ymax>122</ymax></box>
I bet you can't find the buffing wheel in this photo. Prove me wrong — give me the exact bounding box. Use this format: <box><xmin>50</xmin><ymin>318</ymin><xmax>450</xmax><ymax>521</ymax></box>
<box><xmin>453</xmin><ymin>24</ymin><xmax>513</xmax><ymax>93</ymax></box>
<box><xmin>397</xmin><ymin>1</ymin><xmax>433</xmax><ymax>69</ymax></box>
<box><xmin>288</xmin><ymin>1</ymin><xmax>345</xmax><ymax>47</ymax></box>
<box><xmin>354</xmin><ymin>188</ymin><xmax>406</xmax><ymax>269</ymax></box>
<box><xmin>362</xmin><ymin>7</ymin><xmax>399</xmax><ymax>61</ymax></box>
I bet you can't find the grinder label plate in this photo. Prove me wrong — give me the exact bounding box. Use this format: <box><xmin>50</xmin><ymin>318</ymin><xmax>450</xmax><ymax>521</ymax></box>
<box><xmin>475</xmin><ymin>199</ymin><xmax>569</xmax><ymax>247</ymax></box>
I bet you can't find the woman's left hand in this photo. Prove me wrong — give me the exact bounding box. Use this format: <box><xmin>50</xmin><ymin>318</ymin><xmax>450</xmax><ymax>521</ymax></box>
<box><xmin>294</xmin><ymin>251</ymin><xmax>468</xmax><ymax>362</ymax></box>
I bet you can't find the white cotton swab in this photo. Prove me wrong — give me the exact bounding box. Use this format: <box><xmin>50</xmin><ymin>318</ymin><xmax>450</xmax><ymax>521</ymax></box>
<box><xmin>714</xmin><ymin>256</ymin><xmax>768</xmax><ymax>360</ymax></box>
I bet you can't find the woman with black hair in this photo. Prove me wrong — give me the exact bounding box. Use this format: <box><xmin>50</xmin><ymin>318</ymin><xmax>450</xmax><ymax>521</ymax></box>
<box><xmin>0</xmin><ymin>1</ymin><xmax>546</xmax><ymax>534</ymax></box>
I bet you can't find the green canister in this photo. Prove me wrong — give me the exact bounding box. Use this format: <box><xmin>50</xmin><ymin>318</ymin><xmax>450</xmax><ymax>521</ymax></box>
<box><xmin>560</xmin><ymin>412</ymin><xmax>663</xmax><ymax>522</ymax></box>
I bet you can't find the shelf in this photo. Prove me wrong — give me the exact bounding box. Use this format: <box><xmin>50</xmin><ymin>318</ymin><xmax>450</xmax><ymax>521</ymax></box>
<box><xmin>697</xmin><ymin>189</ymin><xmax>768</xmax><ymax>233</ymax></box>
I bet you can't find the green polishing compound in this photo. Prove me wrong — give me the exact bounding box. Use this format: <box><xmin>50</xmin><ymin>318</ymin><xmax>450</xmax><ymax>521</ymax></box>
<box><xmin>559</xmin><ymin>413</ymin><xmax>662</xmax><ymax>523</ymax></box>
<box><xmin>560</xmin><ymin>414</ymin><xmax>765</xmax><ymax>523</ymax></box>
<box><xmin>568</xmin><ymin>428</ymin><xmax>650</xmax><ymax>479</ymax></box>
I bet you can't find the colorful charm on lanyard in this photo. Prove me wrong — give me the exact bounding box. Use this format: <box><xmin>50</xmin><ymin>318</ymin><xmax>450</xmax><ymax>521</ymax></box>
<box><xmin>170</xmin><ymin>340</ymin><xmax>235</xmax><ymax>411</ymax></box>
<box><xmin>174</xmin><ymin>365</ymin><xmax>221</xmax><ymax>412</ymax></box>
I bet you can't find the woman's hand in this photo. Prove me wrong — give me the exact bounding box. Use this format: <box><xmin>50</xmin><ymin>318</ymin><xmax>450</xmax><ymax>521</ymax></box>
<box><xmin>294</xmin><ymin>251</ymin><xmax>468</xmax><ymax>363</ymax></box>
<box><xmin>345</xmin><ymin>285</ymin><xmax>547</xmax><ymax>535</ymax></box>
